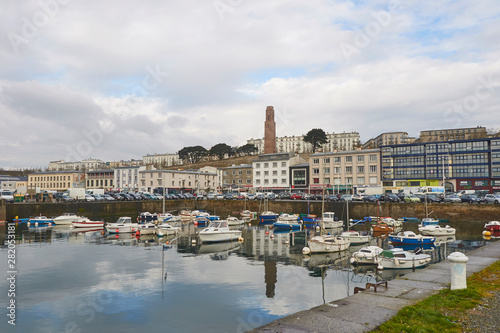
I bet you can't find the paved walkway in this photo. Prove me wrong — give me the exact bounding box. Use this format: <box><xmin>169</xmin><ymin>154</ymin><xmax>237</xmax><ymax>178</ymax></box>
<box><xmin>250</xmin><ymin>240</ymin><xmax>500</xmax><ymax>333</ymax></box>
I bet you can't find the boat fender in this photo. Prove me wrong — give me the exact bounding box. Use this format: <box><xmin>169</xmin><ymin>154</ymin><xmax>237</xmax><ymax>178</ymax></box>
<box><xmin>116</xmin><ymin>229</ymin><xmax>119</xmax><ymax>233</ymax></box>
<box><xmin>394</xmin><ymin>258</ymin><xmax>400</xmax><ymax>267</ymax></box>
<box><xmin>35</xmin><ymin>222</ymin><xmax>38</xmax><ymax>227</ymax></box>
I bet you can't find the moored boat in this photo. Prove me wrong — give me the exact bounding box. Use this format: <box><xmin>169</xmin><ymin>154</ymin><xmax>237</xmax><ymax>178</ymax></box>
<box><xmin>389</xmin><ymin>231</ymin><xmax>435</xmax><ymax>245</ymax></box>
<box><xmin>377</xmin><ymin>247</ymin><xmax>432</xmax><ymax>269</ymax></box>
<box><xmin>53</xmin><ymin>213</ymin><xmax>86</xmax><ymax>225</ymax></box>
<box><xmin>28</xmin><ymin>216</ymin><xmax>54</xmax><ymax>226</ymax></box>
<box><xmin>138</xmin><ymin>223</ymin><xmax>157</xmax><ymax>235</ymax></box>
<box><xmin>350</xmin><ymin>245</ymin><xmax>384</xmax><ymax>265</ymax></box>
<box><xmin>259</xmin><ymin>211</ymin><xmax>279</xmax><ymax>224</ymax></box>
<box><xmin>157</xmin><ymin>223</ymin><xmax>180</xmax><ymax>237</ymax></box>
<box><xmin>419</xmin><ymin>217</ymin><xmax>440</xmax><ymax>227</ymax></box>
<box><xmin>71</xmin><ymin>218</ymin><xmax>105</xmax><ymax>228</ymax></box>
<box><xmin>484</xmin><ymin>221</ymin><xmax>500</xmax><ymax>231</ymax></box>
<box><xmin>226</xmin><ymin>216</ymin><xmax>244</xmax><ymax>226</ymax></box>
<box><xmin>240</xmin><ymin>210</ymin><xmax>257</xmax><ymax>219</ymax></box>
<box><xmin>198</xmin><ymin>220</ymin><xmax>242</xmax><ymax>243</ymax></box>
<box><xmin>340</xmin><ymin>230</ymin><xmax>370</xmax><ymax>245</ymax></box>
<box><xmin>418</xmin><ymin>225</ymin><xmax>456</xmax><ymax>236</ymax></box>
<box><xmin>371</xmin><ymin>223</ymin><xmax>394</xmax><ymax>233</ymax></box>
<box><xmin>321</xmin><ymin>212</ymin><xmax>343</xmax><ymax>229</ymax></box>
<box><xmin>106</xmin><ymin>217</ymin><xmax>139</xmax><ymax>233</ymax></box>
<box><xmin>306</xmin><ymin>235</ymin><xmax>350</xmax><ymax>253</ymax></box>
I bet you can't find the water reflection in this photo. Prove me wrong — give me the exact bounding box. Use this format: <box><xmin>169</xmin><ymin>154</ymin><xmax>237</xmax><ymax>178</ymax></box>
<box><xmin>0</xmin><ymin>219</ymin><xmax>498</xmax><ymax>333</ymax></box>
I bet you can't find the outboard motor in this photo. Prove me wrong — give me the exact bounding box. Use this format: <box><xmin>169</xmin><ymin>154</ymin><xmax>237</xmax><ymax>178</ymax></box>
<box><xmin>414</xmin><ymin>247</ymin><xmax>422</xmax><ymax>255</ymax></box>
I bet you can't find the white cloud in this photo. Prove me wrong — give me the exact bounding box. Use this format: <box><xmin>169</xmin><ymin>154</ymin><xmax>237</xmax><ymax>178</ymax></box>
<box><xmin>1</xmin><ymin>0</ymin><xmax>500</xmax><ymax>167</ymax></box>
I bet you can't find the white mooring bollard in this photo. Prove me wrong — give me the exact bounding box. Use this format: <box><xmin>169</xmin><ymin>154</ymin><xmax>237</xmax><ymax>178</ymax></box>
<box><xmin>447</xmin><ymin>252</ymin><xmax>469</xmax><ymax>290</ymax></box>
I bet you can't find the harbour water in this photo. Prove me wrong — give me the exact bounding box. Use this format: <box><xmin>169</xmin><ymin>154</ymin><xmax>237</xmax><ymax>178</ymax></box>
<box><xmin>0</xmin><ymin>215</ymin><xmax>495</xmax><ymax>333</ymax></box>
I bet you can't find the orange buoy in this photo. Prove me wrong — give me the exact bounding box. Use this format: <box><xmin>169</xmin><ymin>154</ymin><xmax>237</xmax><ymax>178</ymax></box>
<box><xmin>265</xmin><ymin>230</ymin><xmax>269</xmax><ymax>235</ymax></box>
<box><xmin>166</xmin><ymin>241</ymin><xmax>170</xmax><ymax>244</ymax></box>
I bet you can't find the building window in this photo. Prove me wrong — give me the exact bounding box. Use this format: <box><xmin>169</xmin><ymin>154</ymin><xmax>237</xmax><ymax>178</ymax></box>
<box><xmin>324</xmin><ymin>177</ymin><xmax>330</xmax><ymax>184</ymax></box>
<box><xmin>224</xmin><ymin>171</ymin><xmax>228</xmax><ymax>176</ymax></box>
<box><xmin>334</xmin><ymin>167</ymin><xmax>341</xmax><ymax>174</ymax></box>
<box><xmin>247</xmin><ymin>170</ymin><xmax>251</xmax><ymax>175</ymax></box>
<box><xmin>357</xmin><ymin>177</ymin><xmax>365</xmax><ymax>184</ymax></box>
<box><xmin>334</xmin><ymin>157</ymin><xmax>341</xmax><ymax>164</ymax></box>
<box><xmin>264</xmin><ymin>171</ymin><xmax>269</xmax><ymax>176</ymax></box>
<box><xmin>345</xmin><ymin>156</ymin><xmax>352</xmax><ymax>163</ymax></box>
<box><xmin>281</xmin><ymin>162</ymin><xmax>286</xmax><ymax>167</ymax></box>
<box><xmin>313</xmin><ymin>178</ymin><xmax>319</xmax><ymax>184</ymax></box>
<box><xmin>369</xmin><ymin>165</ymin><xmax>377</xmax><ymax>173</ymax></box>
<box><xmin>256</xmin><ymin>179</ymin><xmax>261</xmax><ymax>185</ymax></box>
<box><xmin>256</xmin><ymin>163</ymin><xmax>260</xmax><ymax>168</ymax></box>
<box><xmin>345</xmin><ymin>166</ymin><xmax>352</xmax><ymax>174</ymax></box>
<box><xmin>357</xmin><ymin>156</ymin><xmax>364</xmax><ymax>162</ymax></box>
<box><xmin>256</xmin><ymin>171</ymin><xmax>261</xmax><ymax>176</ymax></box>
<box><xmin>281</xmin><ymin>170</ymin><xmax>286</xmax><ymax>175</ymax></box>
<box><xmin>357</xmin><ymin>166</ymin><xmax>364</xmax><ymax>173</ymax></box>
<box><xmin>313</xmin><ymin>168</ymin><xmax>320</xmax><ymax>174</ymax></box>
<box><xmin>281</xmin><ymin>178</ymin><xmax>286</xmax><ymax>184</ymax></box>
<box><xmin>273</xmin><ymin>162</ymin><xmax>278</xmax><ymax>167</ymax></box>
<box><xmin>313</xmin><ymin>158</ymin><xmax>319</xmax><ymax>165</ymax></box>
<box><xmin>323</xmin><ymin>158</ymin><xmax>330</xmax><ymax>164</ymax></box>
<box><xmin>264</xmin><ymin>163</ymin><xmax>269</xmax><ymax>168</ymax></box>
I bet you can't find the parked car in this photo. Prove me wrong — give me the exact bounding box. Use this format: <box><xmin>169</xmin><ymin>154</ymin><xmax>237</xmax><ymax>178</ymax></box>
<box><xmin>93</xmin><ymin>194</ymin><xmax>105</xmax><ymax>202</ymax></box>
<box><xmin>443</xmin><ymin>194</ymin><xmax>461</xmax><ymax>203</ymax></box>
<box><xmin>207</xmin><ymin>193</ymin><xmax>217</xmax><ymax>200</ymax></box>
<box><xmin>247</xmin><ymin>194</ymin><xmax>256</xmax><ymax>200</ymax></box>
<box><xmin>352</xmin><ymin>193</ymin><xmax>364</xmax><ymax>201</ymax></box>
<box><xmin>363</xmin><ymin>195</ymin><xmax>378</xmax><ymax>202</ymax></box>
<box><xmin>224</xmin><ymin>193</ymin><xmax>235</xmax><ymax>200</ymax></box>
<box><xmin>104</xmin><ymin>194</ymin><xmax>115</xmax><ymax>201</ymax></box>
<box><xmin>85</xmin><ymin>194</ymin><xmax>95</xmax><ymax>202</ymax></box>
<box><xmin>460</xmin><ymin>194</ymin><xmax>480</xmax><ymax>204</ymax></box>
<box><xmin>404</xmin><ymin>195</ymin><xmax>420</xmax><ymax>203</ymax></box>
<box><xmin>323</xmin><ymin>195</ymin><xmax>337</xmax><ymax>202</ymax></box>
<box><xmin>484</xmin><ymin>194</ymin><xmax>500</xmax><ymax>204</ymax></box>
<box><xmin>278</xmin><ymin>192</ymin><xmax>291</xmax><ymax>200</ymax></box>
<box><xmin>216</xmin><ymin>194</ymin><xmax>225</xmax><ymax>200</ymax></box>
<box><xmin>340</xmin><ymin>194</ymin><xmax>353</xmax><ymax>202</ymax></box>
<box><xmin>382</xmin><ymin>193</ymin><xmax>400</xmax><ymax>202</ymax></box>
<box><xmin>290</xmin><ymin>193</ymin><xmax>303</xmax><ymax>200</ymax></box>
<box><xmin>426</xmin><ymin>194</ymin><xmax>442</xmax><ymax>203</ymax></box>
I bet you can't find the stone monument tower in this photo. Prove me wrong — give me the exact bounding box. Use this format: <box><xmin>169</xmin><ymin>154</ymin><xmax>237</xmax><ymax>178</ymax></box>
<box><xmin>264</xmin><ymin>106</ymin><xmax>276</xmax><ymax>154</ymax></box>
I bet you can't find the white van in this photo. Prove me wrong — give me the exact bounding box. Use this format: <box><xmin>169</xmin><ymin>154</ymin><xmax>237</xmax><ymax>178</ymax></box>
<box><xmin>0</xmin><ymin>190</ymin><xmax>15</xmax><ymax>203</ymax></box>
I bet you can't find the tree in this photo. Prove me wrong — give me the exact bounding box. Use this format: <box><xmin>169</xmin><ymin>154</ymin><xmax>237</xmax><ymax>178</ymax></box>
<box><xmin>236</xmin><ymin>143</ymin><xmax>258</xmax><ymax>156</ymax></box>
<box><xmin>178</xmin><ymin>146</ymin><xmax>208</xmax><ymax>164</ymax></box>
<box><xmin>209</xmin><ymin>143</ymin><xmax>233</xmax><ymax>160</ymax></box>
<box><xmin>304</xmin><ymin>128</ymin><xmax>328</xmax><ymax>152</ymax></box>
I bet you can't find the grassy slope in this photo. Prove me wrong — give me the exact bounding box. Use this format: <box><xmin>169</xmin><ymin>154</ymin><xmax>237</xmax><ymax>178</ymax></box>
<box><xmin>372</xmin><ymin>260</ymin><xmax>500</xmax><ymax>333</ymax></box>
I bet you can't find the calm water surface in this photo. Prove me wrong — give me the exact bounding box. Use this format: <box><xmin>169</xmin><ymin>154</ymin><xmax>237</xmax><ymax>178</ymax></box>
<box><xmin>0</xmin><ymin>216</ymin><xmax>495</xmax><ymax>333</ymax></box>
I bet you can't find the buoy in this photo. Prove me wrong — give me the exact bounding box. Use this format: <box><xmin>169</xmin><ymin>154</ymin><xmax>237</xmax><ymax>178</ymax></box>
<box><xmin>302</xmin><ymin>247</ymin><xmax>311</xmax><ymax>255</ymax></box>
<box><xmin>116</xmin><ymin>229</ymin><xmax>119</xmax><ymax>233</ymax></box>
<box><xmin>27</xmin><ymin>222</ymin><xmax>30</xmax><ymax>227</ymax></box>
<box><xmin>377</xmin><ymin>264</ymin><xmax>384</xmax><ymax>270</ymax></box>
<box><xmin>315</xmin><ymin>226</ymin><xmax>320</xmax><ymax>232</ymax></box>
<box><xmin>35</xmin><ymin>222</ymin><xmax>38</xmax><ymax>227</ymax></box>
<box><xmin>483</xmin><ymin>235</ymin><xmax>491</xmax><ymax>241</ymax></box>
<box><xmin>135</xmin><ymin>230</ymin><xmax>140</xmax><ymax>237</ymax></box>
<box><xmin>248</xmin><ymin>223</ymin><xmax>251</xmax><ymax>227</ymax></box>
<box><xmin>483</xmin><ymin>230</ymin><xmax>491</xmax><ymax>236</ymax></box>
<box><xmin>265</xmin><ymin>230</ymin><xmax>269</xmax><ymax>235</ymax></box>
<box><xmin>48</xmin><ymin>223</ymin><xmax>52</xmax><ymax>227</ymax></box>
<box><xmin>192</xmin><ymin>239</ymin><xmax>197</xmax><ymax>244</ymax></box>
<box><xmin>284</xmin><ymin>240</ymin><xmax>289</xmax><ymax>245</ymax></box>
<box><xmin>270</xmin><ymin>234</ymin><xmax>274</xmax><ymax>238</ymax></box>
<box><xmin>238</xmin><ymin>237</ymin><xmax>244</xmax><ymax>242</ymax></box>
<box><xmin>166</xmin><ymin>241</ymin><xmax>170</xmax><ymax>244</ymax></box>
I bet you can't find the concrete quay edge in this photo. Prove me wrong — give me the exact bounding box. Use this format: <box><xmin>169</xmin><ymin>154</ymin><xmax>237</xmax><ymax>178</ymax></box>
<box><xmin>250</xmin><ymin>240</ymin><xmax>500</xmax><ymax>333</ymax></box>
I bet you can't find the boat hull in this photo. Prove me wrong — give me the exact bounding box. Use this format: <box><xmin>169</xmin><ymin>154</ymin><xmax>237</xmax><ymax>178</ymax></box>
<box><xmin>199</xmin><ymin>231</ymin><xmax>242</xmax><ymax>243</ymax></box>
<box><xmin>308</xmin><ymin>236</ymin><xmax>350</xmax><ymax>253</ymax></box>
<box><xmin>106</xmin><ymin>223</ymin><xmax>139</xmax><ymax>233</ymax></box>
<box><xmin>273</xmin><ymin>222</ymin><xmax>301</xmax><ymax>230</ymax></box>
<box><xmin>72</xmin><ymin>221</ymin><xmax>104</xmax><ymax>228</ymax></box>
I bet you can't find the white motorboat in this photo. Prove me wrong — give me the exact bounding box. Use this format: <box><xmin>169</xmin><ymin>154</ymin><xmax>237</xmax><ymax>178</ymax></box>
<box><xmin>138</xmin><ymin>223</ymin><xmax>157</xmax><ymax>235</ymax></box>
<box><xmin>226</xmin><ymin>216</ymin><xmax>244</xmax><ymax>226</ymax></box>
<box><xmin>277</xmin><ymin>213</ymin><xmax>299</xmax><ymax>222</ymax></box>
<box><xmin>53</xmin><ymin>213</ymin><xmax>86</xmax><ymax>225</ymax></box>
<box><xmin>340</xmin><ymin>230</ymin><xmax>370</xmax><ymax>245</ymax></box>
<box><xmin>160</xmin><ymin>213</ymin><xmax>182</xmax><ymax>223</ymax></box>
<box><xmin>380</xmin><ymin>217</ymin><xmax>402</xmax><ymax>227</ymax></box>
<box><xmin>179</xmin><ymin>210</ymin><xmax>200</xmax><ymax>221</ymax></box>
<box><xmin>198</xmin><ymin>220</ymin><xmax>242</xmax><ymax>243</ymax></box>
<box><xmin>484</xmin><ymin>221</ymin><xmax>500</xmax><ymax>231</ymax></box>
<box><xmin>418</xmin><ymin>224</ymin><xmax>456</xmax><ymax>236</ymax></box>
<box><xmin>306</xmin><ymin>235</ymin><xmax>350</xmax><ymax>253</ymax></box>
<box><xmin>157</xmin><ymin>223</ymin><xmax>180</xmax><ymax>237</ymax></box>
<box><xmin>350</xmin><ymin>245</ymin><xmax>384</xmax><ymax>265</ymax></box>
<box><xmin>106</xmin><ymin>217</ymin><xmax>139</xmax><ymax>234</ymax></box>
<box><xmin>321</xmin><ymin>212</ymin><xmax>344</xmax><ymax>229</ymax></box>
<box><xmin>71</xmin><ymin>218</ymin><xmax>104</xmax><ymax>228</ymax></box>
<box><xmin>377</xmin><ymin>248</ymin><xmax>432</xmax><ymax>269</ymax></box>
<box><xmin>240</xmin><ymin>210</ymin><xmax>257</xmax><ymax>219</ymax></box>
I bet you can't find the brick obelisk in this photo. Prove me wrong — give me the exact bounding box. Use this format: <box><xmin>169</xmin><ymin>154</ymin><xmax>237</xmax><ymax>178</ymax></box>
<box><xmin>264</xmin><ymin>106</ymin><xmax>276</xmax><ymax>154</ymax></box>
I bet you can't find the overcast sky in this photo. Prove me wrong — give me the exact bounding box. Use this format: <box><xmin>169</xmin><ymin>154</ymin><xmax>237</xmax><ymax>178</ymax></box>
<box><xmin>1</xmin><ymin>0</ymin><xmax>499</xmax><ymax>169</ymax></box>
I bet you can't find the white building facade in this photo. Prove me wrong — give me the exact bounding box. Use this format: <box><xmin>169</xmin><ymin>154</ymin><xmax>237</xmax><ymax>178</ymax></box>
<box><xmin>248</xmin><ymin>131</ymin><xmax>360</xmax><ymax>154</ymax></box>
<box><xmin>114</xmin><ymin>166</ymin><xmax>147</xmax><ymax>191</ymax></box>
<box><xmin>252</xmin><ymin>153</ymin><xmax>306</xmax><ymax>191</ymax></box>
<box><xmin>143</xmin><ymin>153</ymin><xmax>181</xmax><ymax>167</ymax></box>
<box><xmin>139</xmin><ymin>169</ymin><xmax>218</xmax><ymax>194</ymax></box>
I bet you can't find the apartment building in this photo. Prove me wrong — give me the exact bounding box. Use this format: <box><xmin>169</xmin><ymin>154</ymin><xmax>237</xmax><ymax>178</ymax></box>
<box><xmin>309</xmin><ymin>149</ymin><xmax>381</xmax><ymax>193</ymax></box>
<box><xmin>86</xmin><ymin>169</ymin><xmax>114</xmax><ymax>191</ymax></box>
<box><xmin>139</xmin><ymin>169</ymin><xmax>218</xmax><ymax>194</ymax></box>
<box><xmin>252</xmin><ymin>153</ymin><xmax>306</xmax><ymax>191</ymax></box>
<box><xmin>221</xmin><ymin>164</ymin><xmax>253</xmax><ymax>190</ymax></box>
<box><xmin>381</xmin><ymin>137</ymin><xmax>500</xmax><ymax>193</ymax></box>
<box><xmin>28</xmin><ymin>171</ymin><xmax>84</xmax><ymax>192</ymax></box>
